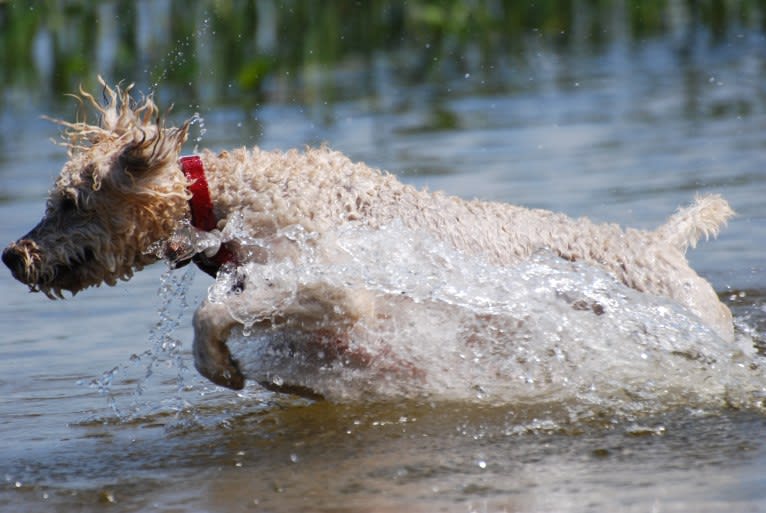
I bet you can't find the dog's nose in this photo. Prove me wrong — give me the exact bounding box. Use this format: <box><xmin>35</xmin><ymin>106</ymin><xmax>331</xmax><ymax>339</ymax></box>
<box><xmin>2</xmin><ymin>245</ymin><xmax>22</xmax><ymax>274</ymax></box>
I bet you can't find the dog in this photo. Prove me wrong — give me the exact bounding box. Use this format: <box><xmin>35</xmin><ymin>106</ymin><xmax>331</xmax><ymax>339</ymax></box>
<box><xmin>2</xmin><ymin>79</ymin><xmax>735</xmax><ymax>393</ymax></box>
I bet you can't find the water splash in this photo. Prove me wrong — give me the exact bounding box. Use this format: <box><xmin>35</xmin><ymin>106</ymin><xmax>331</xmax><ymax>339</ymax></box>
<box><xmin>80</xmin><ymin>265</ymin><xmax>198</xmax><ymax>422</ymax></box>
<box><xmin>146</xmin><ymin>218</ymin><xmax>224</xmax><ymax>267</ymax></box>
<box><xmin>207</xmin><ymin>221</ymin><xmax>766</xmax><ymax>415</ymax></box>
<box><xmin>146</xmin><ymin>8</ymin><xmax>212</xmax><ymax>94</ymax></box>
<box><xmin>141</xmin><ymin>264</ymin><xmax>196</xmax><ymax>400</ymax></box>
<box><xmin>189</xmin><ymin>112</ymin><xmax>207</xmax><ymax>153</ymax></box>
<box><xmin>77</xmin><ymin>365</ymin><xmax>122</xmax><ymax>417</ymax></box>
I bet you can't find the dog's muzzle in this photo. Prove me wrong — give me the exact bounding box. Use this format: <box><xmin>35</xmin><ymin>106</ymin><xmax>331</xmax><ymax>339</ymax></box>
<box><xmin>2</xmin><ymin>241</ymin><xmax>36</xmax><ymax>283</ymax></box>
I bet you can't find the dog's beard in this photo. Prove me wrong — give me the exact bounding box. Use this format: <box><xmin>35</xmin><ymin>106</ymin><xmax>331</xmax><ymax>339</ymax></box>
<box><xmin>22</xmin><ymin>247</ymin><xmax>140</xmax><ymax>299</ymax></box>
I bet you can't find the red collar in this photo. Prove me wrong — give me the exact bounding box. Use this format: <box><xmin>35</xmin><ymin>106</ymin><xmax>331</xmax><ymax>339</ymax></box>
<box><xmin>179</xmin><ymin>155</ymin><xmax>236</xmax><ymax>276</ymax></box>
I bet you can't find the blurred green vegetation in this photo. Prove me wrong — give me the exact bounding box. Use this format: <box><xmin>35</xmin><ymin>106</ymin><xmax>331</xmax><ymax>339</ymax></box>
<box><xmin>1</xmin><ymin>0</ymin><xmax>764</xmax><ymax>105</ymax></box>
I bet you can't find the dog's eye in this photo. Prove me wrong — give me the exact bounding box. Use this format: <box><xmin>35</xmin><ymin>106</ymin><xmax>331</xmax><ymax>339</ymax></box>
<box><xmin>60</xmin><ymin>197</ymin><xmax>77</xmax><ymax>212</ymax></box>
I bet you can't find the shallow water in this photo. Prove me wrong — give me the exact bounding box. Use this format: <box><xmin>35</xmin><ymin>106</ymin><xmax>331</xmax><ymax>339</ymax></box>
<box><xmin>2</xmin><ymin>11</ymin><xmax>766</xmax><ymax>513</ymax></box>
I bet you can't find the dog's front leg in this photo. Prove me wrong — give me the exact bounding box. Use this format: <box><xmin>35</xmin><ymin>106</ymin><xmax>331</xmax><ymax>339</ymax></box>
<box><xmin>192</xmin><ymin>300</ymin><xmax>245</xmax><ymax>390</ymax></box>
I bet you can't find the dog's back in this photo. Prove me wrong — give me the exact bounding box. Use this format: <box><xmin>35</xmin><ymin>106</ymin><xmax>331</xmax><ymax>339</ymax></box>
<box><xmin>215</xmin><ymin>147</ymin><xmax>735</xmax><ymax>341</ymax></box>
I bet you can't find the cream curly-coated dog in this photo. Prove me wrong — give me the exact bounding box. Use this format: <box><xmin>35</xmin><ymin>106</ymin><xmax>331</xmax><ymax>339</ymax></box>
<box><xmin>2</xmin><ymin>80</ymin><xmax>735</xmax><ymax>393</ymax></box>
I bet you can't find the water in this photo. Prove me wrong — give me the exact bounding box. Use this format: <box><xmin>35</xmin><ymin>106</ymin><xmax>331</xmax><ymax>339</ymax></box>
<box><xmin>214</xmin><ymin>221</ymin><xmax>762</xmax><ymax>411</ymax></box>
<box><xmin>2</xmin><ymin>11</ymin><xmax>766</xmax><ymax>513</ymax></box>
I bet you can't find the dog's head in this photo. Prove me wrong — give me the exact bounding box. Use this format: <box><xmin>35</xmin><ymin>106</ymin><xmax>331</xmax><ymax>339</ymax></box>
<box><xmin>3</xmin><ymin>78</ymin><xmax>191</xmax><ymax>298</ymax></box>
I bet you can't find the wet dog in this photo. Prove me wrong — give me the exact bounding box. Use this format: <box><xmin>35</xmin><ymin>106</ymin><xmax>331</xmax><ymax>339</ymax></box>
<box><xmin>2</xmin><ymin>79</ymin><xmax>735</xmax><ymax>392</ymax></box>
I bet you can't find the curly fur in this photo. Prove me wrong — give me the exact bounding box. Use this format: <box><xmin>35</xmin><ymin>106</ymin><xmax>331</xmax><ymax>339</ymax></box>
<box><xmin>3</xmin><ymin>79</ymin><xmax>735</xmax><ymax>391</ymax></box>
<box><xmin>5</xmin><ymin>79</ymin><xmax>190</xmax><ymax>298</ymax></box>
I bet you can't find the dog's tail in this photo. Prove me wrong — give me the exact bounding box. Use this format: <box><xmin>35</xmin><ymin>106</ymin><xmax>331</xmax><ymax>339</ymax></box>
<box><xmin>656</xmin><ymin>194</ymin><xmax>735</xmax><ymax>252</ymax></box>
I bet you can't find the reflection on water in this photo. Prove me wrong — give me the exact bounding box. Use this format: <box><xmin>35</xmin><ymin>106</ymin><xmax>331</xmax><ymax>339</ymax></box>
<box><xmin>1</xmin><ymin>2</ymin><xmax>766</xmax><ymax>512</ymax></box>
<box><xmin>2</xmin><ymin>1</ymin><xmax>766</xmax><ymax>112</ymax></box>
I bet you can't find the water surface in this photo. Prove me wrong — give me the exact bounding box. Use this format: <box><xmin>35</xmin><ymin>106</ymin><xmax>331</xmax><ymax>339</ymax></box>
<box><xmin>1</xmin><ymin>3</ymin><xmax>766</xmax><ymax>512</ymax></box>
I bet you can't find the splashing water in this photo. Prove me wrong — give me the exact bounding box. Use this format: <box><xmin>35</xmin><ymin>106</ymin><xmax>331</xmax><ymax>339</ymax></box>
<box><xmin>142</xmin><ymin>265</ymin><xmax>196</xmax><ymax>398</ymax></box>
<box><xmin>188</xmin><ymin>112</ymin><xmax>207</xmax><ymax>153</ymax></box>
<box><xmin>198</xmin><ymin>220</ymin><xmax>766</xmax><ymax>415</ymax></box>
<box><xmin>80</xmin><ymin>265</ymin><xmax>198</xmax><ymax>420</ymax></box>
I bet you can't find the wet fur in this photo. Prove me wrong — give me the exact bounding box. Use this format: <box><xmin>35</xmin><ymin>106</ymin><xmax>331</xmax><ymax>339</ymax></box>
<box><xmin>2</xmin><ymin>79</ymin><xmax>735</xmax><ymax>392</ymax></box>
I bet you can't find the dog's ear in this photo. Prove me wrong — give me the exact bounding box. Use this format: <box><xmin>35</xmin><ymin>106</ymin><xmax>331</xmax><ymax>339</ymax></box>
<box><xmin>118</xmin><ymin>137</ymin><xmax>152</xmax><ymax>175</ymax></box>
<box><xmin>171</xmin><ymin>121</ymin><xmax>191</xmax><ymax>152</ymax></box>
<box><xmin>118</xmin><ymin>123</ymin><xmax>189</xmax><ymax>177</ymax></box>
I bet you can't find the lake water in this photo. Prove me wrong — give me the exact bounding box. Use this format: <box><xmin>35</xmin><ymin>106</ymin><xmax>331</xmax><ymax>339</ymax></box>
<box><xmin>2</xmin><ymin>7</ymin><xmax>766</xmax><ymax>513</ymax></box>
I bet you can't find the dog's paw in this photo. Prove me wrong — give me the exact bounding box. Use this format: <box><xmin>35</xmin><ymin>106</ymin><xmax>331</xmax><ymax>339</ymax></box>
<box><xmin>192</xmin><ymin>305</ymin><xmax>247</xmax><ymax>390</ymax></box>
<box><xmin>204</xmin><ymin>355</ymin><xmax>246</xmax><ymax>390</ymax></box>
